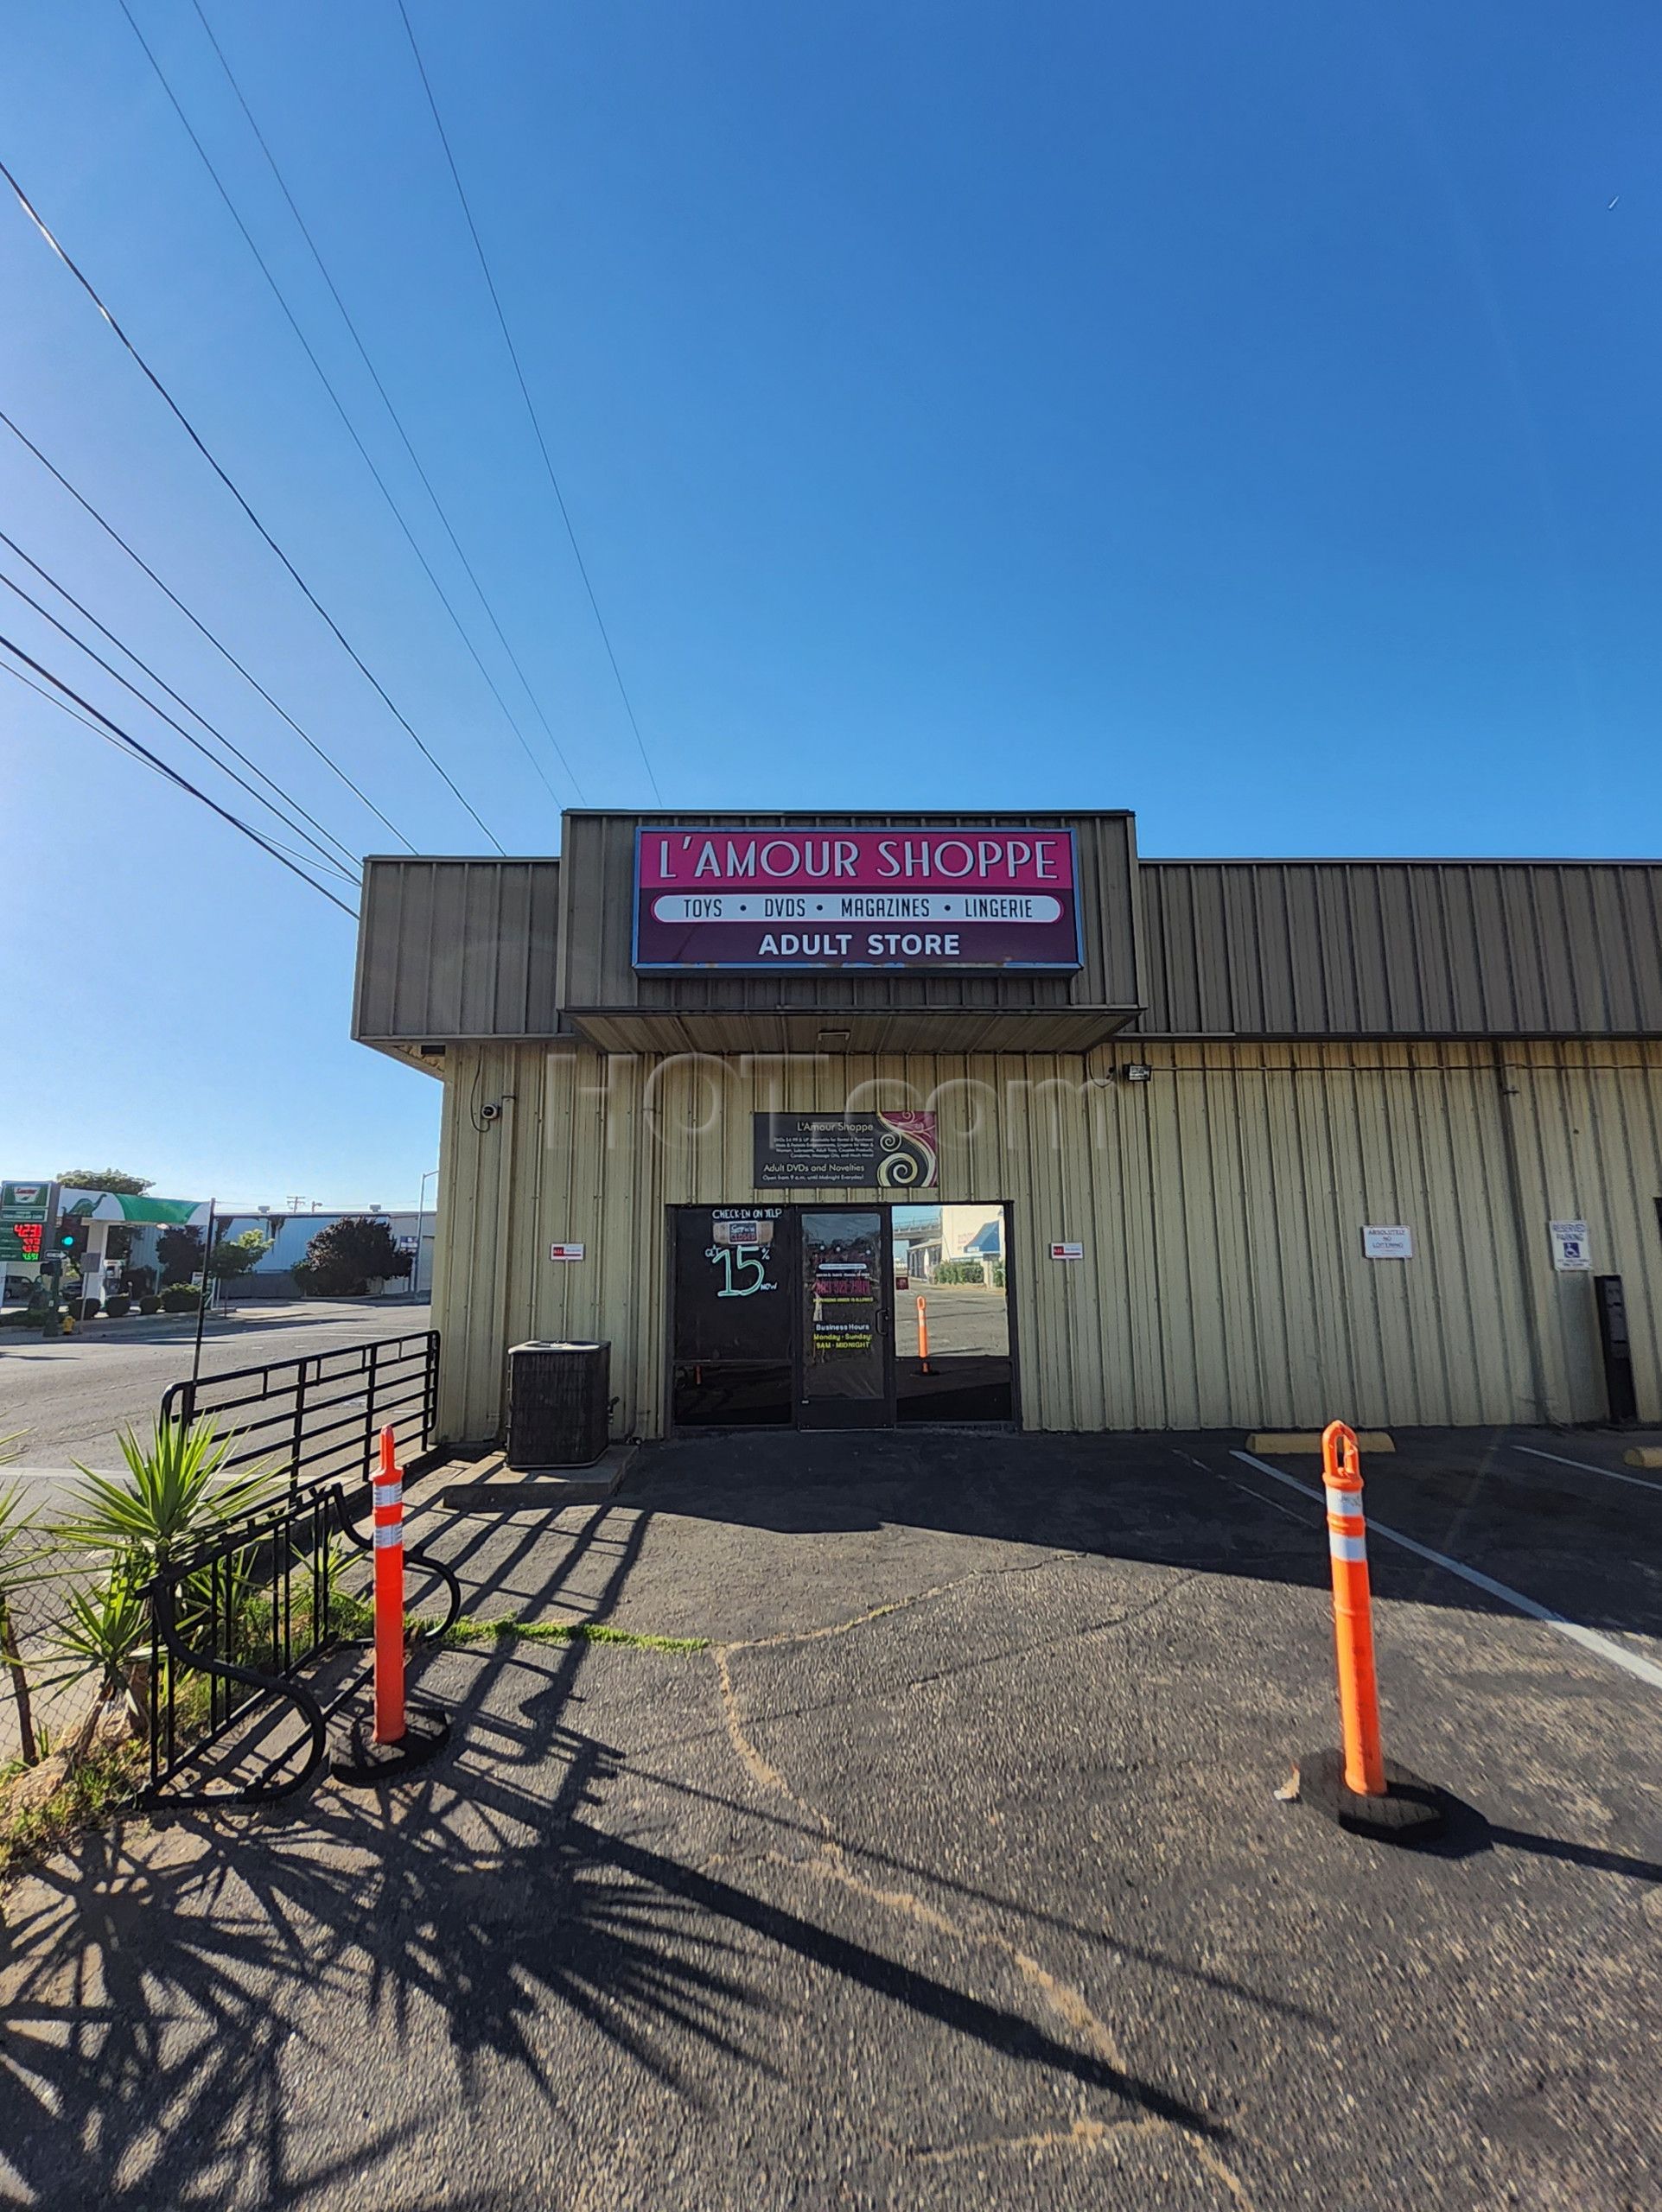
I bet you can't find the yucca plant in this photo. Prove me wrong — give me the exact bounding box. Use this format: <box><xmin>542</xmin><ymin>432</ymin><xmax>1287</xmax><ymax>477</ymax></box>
<box><xmin>48</xmin><ymin>1578</ymin><xmax>151</xmax><ymax>1720</ymax></box>
<box><xmin>54</xmin><ymin>1418</ymin><xmax>283</xmax><ymax>1574</ymax></box>
<box><xmin>49</xmin><ymin>1420</ymin><xmax>285</xmax><ymax>1752</ymax></box>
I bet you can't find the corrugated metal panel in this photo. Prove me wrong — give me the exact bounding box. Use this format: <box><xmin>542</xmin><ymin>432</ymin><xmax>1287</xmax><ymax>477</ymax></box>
<box><xmin>430</xmin><ymin>1035</ymin><xmax>1662</xmax><ymax>1445</ymax></box>
<box><xmin>570</xmin><ymin>1007</ymin><xmax>1137</xmax><ymax>1054</ymax></box>
<box><xmin>555</xmin><ymin>810</ymin><xmax>1143</xmax><ymax>1018</ymax></box>
<box><xmin>360</xmin><ymin>845</ymin><xmax>1662</xmax><ymax>1047</ymax></box>
<box><xmin>1140</xmin><ymin>861</ymin><xmax>1662</xmax><ymax>1038</ymax></box>
<box><xmin>1497</xmin><ymin>1039</ymin><xmax>1662</xmax><ymax>1421</ymax></box>
<box><xmin>353</xmin><ymin>858</ymin><xmax>563</xmax><ymax>1040</ymax></box>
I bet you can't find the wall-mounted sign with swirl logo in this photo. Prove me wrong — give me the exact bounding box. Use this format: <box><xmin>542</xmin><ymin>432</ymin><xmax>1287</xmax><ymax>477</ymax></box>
<box><xmin>873</xmin><ymin>1110</ymin><xmax>939</xmax><ymax>1189</ymax></box>
<box><xmin>752</xmin><ymin>1112</ymin><xmax>939</xmax><ymax>1190</ymax></box>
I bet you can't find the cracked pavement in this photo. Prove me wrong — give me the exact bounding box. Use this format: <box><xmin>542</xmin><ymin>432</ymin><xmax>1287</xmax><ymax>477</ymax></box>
<box><xmin>2</xmin><ymin>1427</ymin><xmax>1659</xmax><ymax>2209</ymax></box>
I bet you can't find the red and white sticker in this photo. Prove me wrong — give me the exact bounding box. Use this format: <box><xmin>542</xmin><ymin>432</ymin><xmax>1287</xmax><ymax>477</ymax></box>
<box><xmin>548</xmin><ymin>1243</ymin><xmax>586</xmax><ymax>1262</ymax></box>
<box><xmin>1050</xmin><ymin>1241</ymin><xmax>1084</xmax><ymax>1262</ymax></box>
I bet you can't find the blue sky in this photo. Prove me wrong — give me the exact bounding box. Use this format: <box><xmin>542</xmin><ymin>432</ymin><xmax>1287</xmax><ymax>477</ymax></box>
<box><xmin>2</xmin><ymin>1</ymin><xmax>1657</xmax><ymax>1205</ymax></box>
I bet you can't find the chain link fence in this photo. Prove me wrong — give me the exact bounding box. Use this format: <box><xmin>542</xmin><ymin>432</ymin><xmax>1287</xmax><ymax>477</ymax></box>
<box><xmin>1</xmin><ymin>1517</ymin><xmax>105</xmax><ymax>1770</ymax></box>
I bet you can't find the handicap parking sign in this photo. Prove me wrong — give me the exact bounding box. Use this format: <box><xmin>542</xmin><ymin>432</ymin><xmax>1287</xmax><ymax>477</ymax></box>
<box><xmin>1549</xmin><ymin>1219</ymin><xmax>1592</xmax><ymax>1272</ymax></box>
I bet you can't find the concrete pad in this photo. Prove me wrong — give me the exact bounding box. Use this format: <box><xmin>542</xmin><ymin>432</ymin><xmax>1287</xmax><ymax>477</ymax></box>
<box><xmin>1246</xmin><ymin>1429</ymin><xmax>1394</xmax><ymax>1453</ymax></box>
<box><xmin>438</xmin><ymin>1441</ymin><xmax>636</xmax><ymax>1511</ymax></box>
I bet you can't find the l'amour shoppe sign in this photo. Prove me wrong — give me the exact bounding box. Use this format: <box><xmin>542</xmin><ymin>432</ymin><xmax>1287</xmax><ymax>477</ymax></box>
<box><xmin>634</xmin><ymin>828</ymin><xmax>1082</xmax><ymax>971</ymax></box>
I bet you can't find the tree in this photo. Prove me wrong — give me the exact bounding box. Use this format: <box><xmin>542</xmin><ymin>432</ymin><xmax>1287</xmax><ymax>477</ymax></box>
<box><xmin>57</xmin><ymin>1170</ymin><xmax>153</xmax><ymax>1196</ymax></box>
<box><xmin>294</xmin><ymin>1217</ymin><xmax>412</xmax><ymax>1298</ymax></box>
<box><xmin>157</xmin><ymin>1225</ymin><xmax>204</xmax><ymax>1287</ymax></box>
<box><xmin>207</xmin><ymin>1228</ymin><xmax>272</xmax><ymax>1281</ymax></box>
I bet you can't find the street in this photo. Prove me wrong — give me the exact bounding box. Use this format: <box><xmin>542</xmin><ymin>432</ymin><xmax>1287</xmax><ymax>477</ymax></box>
<box><xmin>0</xmin><ymin>1300</ymin><xmax>431</xmax><ymax>1477</ymax></box>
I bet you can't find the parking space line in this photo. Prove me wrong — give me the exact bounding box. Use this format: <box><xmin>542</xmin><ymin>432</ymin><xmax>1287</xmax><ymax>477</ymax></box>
<box><xmin>1512</xmin><ymin>1444</ymin><xmax>1662</xmax><ymax>1496</ymax></box>
<box><xmin>1228</xmin><ymin>1451</ymin><xmax>1662</xmax><ymax>1694</ymax></box>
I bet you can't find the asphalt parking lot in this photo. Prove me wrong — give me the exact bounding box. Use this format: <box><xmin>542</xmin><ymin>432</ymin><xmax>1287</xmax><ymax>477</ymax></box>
<box><xmin>3</xmin><ymin>1424</ymin><xmax>1659</xmax><ymax>2209</ymax></box>
<box><xmin>895</xmin><ymin>1281</ymin><xmax>1009</xmax><ymax>1357</ymax></box>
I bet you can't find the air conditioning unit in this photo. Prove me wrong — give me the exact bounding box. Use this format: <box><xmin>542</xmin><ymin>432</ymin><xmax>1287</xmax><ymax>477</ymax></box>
<box><xmin>505</xmin><ymin>1340</ymin><xmax>611</xmax><ymax>1469</ymax></box>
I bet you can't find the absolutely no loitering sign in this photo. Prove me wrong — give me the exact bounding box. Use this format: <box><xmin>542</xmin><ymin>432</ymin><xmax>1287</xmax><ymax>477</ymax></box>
<box><xmin>633</xmin><ymin>827</ymin><xmax>1083</xmax><ymax>971</ymax></box>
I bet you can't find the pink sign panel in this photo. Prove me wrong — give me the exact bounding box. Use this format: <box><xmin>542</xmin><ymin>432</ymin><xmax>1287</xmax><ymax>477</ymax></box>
<box><xmin>633</xmin><ymin>827</ymin><xmax>1083</xmax><ymax>971</ymax></box>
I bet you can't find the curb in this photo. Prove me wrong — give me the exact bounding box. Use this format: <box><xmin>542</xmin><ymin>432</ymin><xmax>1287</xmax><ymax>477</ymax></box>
<box><xmin>440</xmin><ymin>1442</ymin><xmax>636</xmax><ymax>1511</ymax></box>
<box><xmin>1246</xmin><ymin>1429</ymin><xmax>1395</xmax><ymax>1454</ymax></box>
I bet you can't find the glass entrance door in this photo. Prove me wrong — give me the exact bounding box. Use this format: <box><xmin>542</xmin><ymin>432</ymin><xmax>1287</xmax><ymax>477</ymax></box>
<box><xmin>892</xmin><ymin>1203</ymin><xmax>1013</xmax><ymax>1422</ymax></box>
<box><xmin>799</xmin><ymin>1208</ymin><xmax>892</xmax><ymax>1427</ymax></box>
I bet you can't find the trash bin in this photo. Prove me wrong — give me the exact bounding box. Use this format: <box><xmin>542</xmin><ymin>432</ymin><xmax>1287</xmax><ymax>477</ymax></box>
<box><xmin>506</xmin><ymin>1340</ymin><xmax>611</xmax><ymax>1469</ymax></box>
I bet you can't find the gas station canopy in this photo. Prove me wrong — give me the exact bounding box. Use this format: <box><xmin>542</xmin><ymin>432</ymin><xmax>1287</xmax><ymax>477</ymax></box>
<box><xmin>59</xmin><ymin>1191</ymin><xmax>211</xmax><ymax>1225</ymax></box>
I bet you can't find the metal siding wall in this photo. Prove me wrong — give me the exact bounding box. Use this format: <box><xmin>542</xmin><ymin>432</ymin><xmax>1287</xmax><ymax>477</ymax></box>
<box><xmin>1140</xmin><ymin>861</ymin><xmax>1662</xmax><ymax>1039</ymax></box>
<box><xmin>1498</xmin><ymin>1040</ymin><xmax>1662</xmax><ymax>1421</ymax></box>
<box><xmin>429</xmin><ymin>1038</ymin><xmax>1662</xmax><ymax>1442</ymax></box>
<box><xmin>353</xmin><ymin>860</ymin><xmax>562</xmax><ymax>1040</ymax></box>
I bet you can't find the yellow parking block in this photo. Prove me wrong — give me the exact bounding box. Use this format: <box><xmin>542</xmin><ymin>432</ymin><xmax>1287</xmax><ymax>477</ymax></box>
<box><xmin>1622</xmin><ymin>1446</ymin><xmax>1662</xmax><ymax>1469</ymax></box>
<box><xmin>1245</xmin><ymin>1430</ymin><xmax>1395</xmax><ymax>1455</ymax></box>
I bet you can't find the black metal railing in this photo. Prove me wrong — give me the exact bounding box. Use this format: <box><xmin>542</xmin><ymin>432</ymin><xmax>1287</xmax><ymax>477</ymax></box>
<box><xmin>141</xmin><ymin>1478</ymin><xmax>461</xmax><ymax>1809</ymax></box>
<box><xmin>159</xmin><ymin>1330</ymin><xmax>439</xmax><ymax>1497</ymax></box>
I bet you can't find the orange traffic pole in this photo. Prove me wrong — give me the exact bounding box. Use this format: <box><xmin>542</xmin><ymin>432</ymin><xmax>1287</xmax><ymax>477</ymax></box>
<box><xmin>372</xmin><ymin>1424</ymin><xmax>406</xmax><ymax>1745</ymax></box>
<box><xmin>915</xmin><ymin>1294</ymin><xmax>930</xmax><ymax>1373</ymax></box>
<box><xmin>1321</xmin><ymin>1419</ymin><xmax>1385</xmax><ymax>1798</ymax></box>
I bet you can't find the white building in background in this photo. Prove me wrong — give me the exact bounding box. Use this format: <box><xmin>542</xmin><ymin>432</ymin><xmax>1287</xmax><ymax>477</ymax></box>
<box><xmin>125</xmin><ymin>1207</ymin><xmax>436</xmax><ymax>1299</ymax></box>
<box><xmin>220</xmin><ymin>1209</ymin><xmax>436</xmax><ymax>1297</ymax></box>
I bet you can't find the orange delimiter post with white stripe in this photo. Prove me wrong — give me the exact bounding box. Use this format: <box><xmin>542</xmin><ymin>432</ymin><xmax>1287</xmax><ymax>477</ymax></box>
<box><xmin>1322</xmin><ymin>1419</ymin><xmax>1385</xmax><ymax>1798</ymax></box>
<box><xmin>915</xmin><ymin>1294</ymin><xmax>930</xmax><ymax>1374</ymax></box>
<box><xmin>372</xmin><ymin>1425</ymin><xmax>406</xmax><ymax>1745</ymax></box>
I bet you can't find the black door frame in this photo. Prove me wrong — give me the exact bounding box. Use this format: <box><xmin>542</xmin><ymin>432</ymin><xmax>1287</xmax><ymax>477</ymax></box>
<box><xmin>666</xmin><ymin>1199</ymin><xmax>1016</xmax><ymax>1433</ymax></box>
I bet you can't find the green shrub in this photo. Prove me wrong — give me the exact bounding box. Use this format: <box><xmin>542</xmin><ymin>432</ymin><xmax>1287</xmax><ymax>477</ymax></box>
<box><xmin>104</xmin><ymin>1294</ymin><xmax>132</xmax><ymax>1319</ymax></box>
<box><xmin>138</xmin><ymin>1294</ymin><xmax>161</xmax><ymax>1315</ymax></box>
<box><xmin>0</xmin><ymin>1739</ymin><xmax>144</xmax><ymax>1885</ymax></box>
<box><xmin>160</xmin><ymin>1285</ymin><xmax>201</xmax><ymax>1313</ymax></box>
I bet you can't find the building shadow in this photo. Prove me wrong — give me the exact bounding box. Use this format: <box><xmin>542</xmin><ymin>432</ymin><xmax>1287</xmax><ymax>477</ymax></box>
<box><xmin>605</xmin><ymin>1426</ymin><xmax>1662</xmax><ymax>1646</ymax></box>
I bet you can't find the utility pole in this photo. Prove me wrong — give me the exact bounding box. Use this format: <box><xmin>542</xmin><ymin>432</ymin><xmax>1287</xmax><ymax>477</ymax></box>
<box><xmin>190</xmin><ymin>1198</ymin><xmax>216</xmax><ymax>1391</ymax></box>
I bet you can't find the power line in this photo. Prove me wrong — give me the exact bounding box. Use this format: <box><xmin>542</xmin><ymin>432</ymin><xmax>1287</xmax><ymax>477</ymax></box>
<box><xmin>10</xmin><ymin>652</ymin><xmax>349</xmax><ymax>880</ymax></box>
<box><xmin>0</xmin><ymin>632</ymin><xmax>358</xmax><ymax>918</ymax></box>
<box><xmin>0</xmin><ymin>404</ymin><xmax>412</xmax><ymax>851</ymax></box>
<box><xmin>0</xmin><ymin>549</ymin><xmax>358</xmax><ymax>884</ymax></box>
<box><xmin>0</xmin><ymin>151</ymin><xmax>507</xmax><ymax>851</ymax></box>
<box><xmin>118</xmin><ymin>0</ymin><xmax>576</xmax><ymax>814</ymax></box>
<box><xmin>393</xmin><ymin>0</ymin><xmax>665</xmax><ymax>804</ymax></box>
<box><xmin>188</xmin><ymin>0</ymin><xmax>589</xmax><ymax>804</ymax></box>
<box><xmin>0</xmin><ymin>519</ymin><xmax>359</xmax><ymax>875</ymax></box>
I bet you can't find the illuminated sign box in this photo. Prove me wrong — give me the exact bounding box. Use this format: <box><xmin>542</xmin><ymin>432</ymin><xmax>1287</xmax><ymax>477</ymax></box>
<box><xmin>633</xmin><ymin>827</ymin><xmax>1083</xmax><ymax>972</ymax></box>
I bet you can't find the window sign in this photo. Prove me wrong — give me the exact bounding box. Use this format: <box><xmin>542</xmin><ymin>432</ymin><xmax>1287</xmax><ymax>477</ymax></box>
<box><xmin>753</xmin><ymin>1112</ymin><xmax>938</xmax><ymax>1189</ymax></box>
<box><xmin>672</xmin><ymin>1209</ymin><xmax>793</xmax><ymax>1362</ymax></box>
<box><xmin>1362</xmin><ymin>1225</ymin><xmax>1413</xmax><ymax>1260</ymax></box>
<box><xmin>634</xmin><ymin>827</ymin><xmax>1082</xmax><ymax>972</ymax></box>
<box><xmin>801</xmin><ymin>1211</ymin><xmax>885</xmax><ymax>1399</ymax></box>
<box><xmin>1550</xmin><ymin>1220</ymin><xmax>1592</xmax><ymax>1272</ymax></box>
